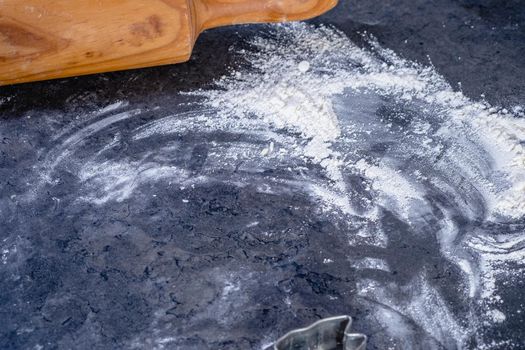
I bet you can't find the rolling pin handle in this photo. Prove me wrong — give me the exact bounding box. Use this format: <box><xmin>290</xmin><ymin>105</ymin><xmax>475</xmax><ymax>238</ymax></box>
<box><xmin>192</xmin><ymin>0</ymin><xmax>338</xmax><ymax>33</ymax></box>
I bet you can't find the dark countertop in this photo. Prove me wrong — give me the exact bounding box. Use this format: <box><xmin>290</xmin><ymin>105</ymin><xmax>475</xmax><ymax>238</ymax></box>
<box><xmin>1</xmin><ymin>1</ymin><xmax>524</xmax><ymax>349</ymax></box>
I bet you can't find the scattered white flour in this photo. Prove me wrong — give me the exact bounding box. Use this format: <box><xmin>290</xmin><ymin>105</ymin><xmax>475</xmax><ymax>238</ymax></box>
<box><xmin>195</xmin><ymin>23</ymin><xmax>525</xmax><ymax>221</ymax></box>
<box><xmin>31</xmin><ymin>22</ymin><xmax>524</xmax><ymax>348</ymax></box>
<box><xmin>190</xmin><ymin>23</ymin><xmax>524</xmax><ymax>347</ymax></box>
<box><xmin>77</xmin><ymin>160</ymin><xmax>191</xmax><ymax>205</ymax></box>
<box><xmin>351</xmin><ymin>257</ymin><xmax>390</xmax><ymax>272</ymax></box>
<box><xmin>352</xmin><ymin>159</ymin><xmax>423</xmax><ymax>220</ymax></box>
<box><xmin>298</xmin><ymin>60</ymin><xmax>311</xmax><ymax>73</ymax></box>
<box><xmin>466</xmin><ymin>233</ymin><xmax>525</xmax><ymax>300</ymax></box>
<box><xmin>486</xmin><ymin>309</ymin><xmax>506</xmax><ymax>324</ymax></box>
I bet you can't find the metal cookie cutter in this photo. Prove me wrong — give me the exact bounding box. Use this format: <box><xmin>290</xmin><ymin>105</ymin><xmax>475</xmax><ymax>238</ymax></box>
<box><xmin>269</xmin><ymin>315</ymin><xmax>367</xmax><ymax>350</ymax></box>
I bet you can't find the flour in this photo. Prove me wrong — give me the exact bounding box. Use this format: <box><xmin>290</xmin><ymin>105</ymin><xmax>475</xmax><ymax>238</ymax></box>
<box><xmin>31</xmin><ymin>22</ymin><xmax>524</xmax><ymax>348</ymax></box>
<box><xmin>486</xmin><ymin>309</ymin><xmax>506</xmax><ymax>324</ymax></box>
<box><xmin>297</xmin><ymin>60</ymin><xmax>311</xmax><ymax>73</ymax></box>
<box><xmin>352</xmin><ymin>159</ymin><xmax>423</xmax><ymax>221</ymax></box>
<box><xmin>467</xmin><ymin>233</ymin><xmax>525</xmax><ymax>300</ymax></box>
<box><xmin>197</xmin><ymin>23</ymin><xmax>525</xmax><ymax>221</ymax></box>
<box><xmin>78</xmin><ymin>159</ymin><xmax>191</xmax><ymax>205</ymax></box>
<box><xmin>190</xmin><ymin>23</ymin><xmax>524</xmax><ymax>347</ymax></box>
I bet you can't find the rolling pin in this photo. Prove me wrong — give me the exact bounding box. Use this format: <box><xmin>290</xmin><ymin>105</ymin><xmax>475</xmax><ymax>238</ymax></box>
<box><xmin>0</xmin><ymin>0</ymin><xmax>338</xmax><ymax>86</ymax></box>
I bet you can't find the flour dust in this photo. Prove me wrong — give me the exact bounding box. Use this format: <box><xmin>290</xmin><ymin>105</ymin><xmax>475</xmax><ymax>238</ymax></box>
<box><xmin>189</xmin><ymin>23</ymin><xmax>525</xmax><ymax>349</ymax></box>
<box><xmin>21</xmin><ymin>23</ymin><xmax>524</xmax><ymax>349</ymax></box>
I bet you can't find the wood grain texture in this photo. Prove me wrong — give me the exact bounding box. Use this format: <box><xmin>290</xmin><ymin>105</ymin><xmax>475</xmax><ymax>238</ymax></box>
<box><xmin>0</xmin><ymin>0</ymin><xmax>194</xmax><ymax>85</ymax></box>
<box><xmin>193</xmin><ymin>0</ymin><xmax>338</xmax><ymax>32</ymax></box>
<box><xmin>0</xmin><ymin>0</ymin><xmax>338</xmax><ymax>85</ymax></box>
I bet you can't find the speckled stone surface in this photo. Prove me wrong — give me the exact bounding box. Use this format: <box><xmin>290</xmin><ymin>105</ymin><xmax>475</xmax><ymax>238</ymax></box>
<box><xmin>0</xmin><ymin>1</ymin><xmax>524</xmax><ymax>349</ymax></box>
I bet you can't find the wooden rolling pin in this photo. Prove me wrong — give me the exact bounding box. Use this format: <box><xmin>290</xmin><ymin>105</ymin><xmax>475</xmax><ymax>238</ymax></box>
<box><xmin>0</xmin><ymin>0</ymin><xmax>338</xmax><ymax>86</ymax></box>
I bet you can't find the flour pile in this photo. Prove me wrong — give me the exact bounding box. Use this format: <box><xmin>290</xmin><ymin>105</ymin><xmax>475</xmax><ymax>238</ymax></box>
<box><xmin>196</xmin><ymin>24</ymin><xmax>525</xmax><ymax>220</ymax></box>
<box><xmin>186</xmin><ymin>23</ymin><xmax>524</xmax><ymax>348</ymax></box>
